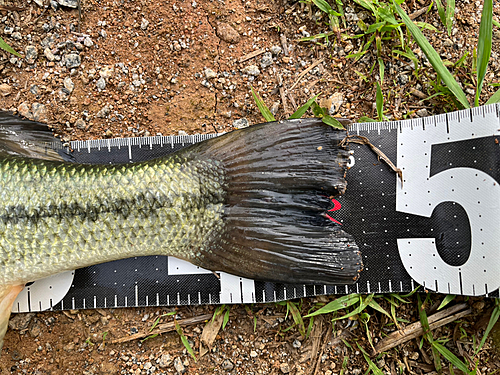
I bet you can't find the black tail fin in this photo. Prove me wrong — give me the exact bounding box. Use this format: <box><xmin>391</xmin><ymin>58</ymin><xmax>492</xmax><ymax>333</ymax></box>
<box><xmin>187</xmin><ymin>119</ymin><xmax>362</xmax><ymax>285</ymax></box>
<box><xmin>0</xmin><ymin>111</ymin><xmax>73</xmax><ymax>161</ymax></box>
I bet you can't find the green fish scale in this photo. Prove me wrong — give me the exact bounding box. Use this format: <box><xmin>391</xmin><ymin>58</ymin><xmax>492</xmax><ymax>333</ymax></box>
<box><xmin>0</xmin><ymin>156</ymin><xmax>227</xmax><ymax>286</ymax></box>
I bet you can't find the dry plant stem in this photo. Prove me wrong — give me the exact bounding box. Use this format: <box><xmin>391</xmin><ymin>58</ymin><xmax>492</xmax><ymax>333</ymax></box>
<box><xmin>341</xmin><ymin>135</ymin><xmax>403</xmax><ymax>185</ymax></box>
<box><xmin>239</xmin><ymin>49</ymin><xmax>266</xmax><ymax>63</ymax></box>
<box><xmin>110</xmin><ymin>314</ymin><xmax>212</xmax><ymax>344</ymax></box>
<box><xmin>289</xmin><ymin>58</ymin><xmax>324</xmax><ymax>92</ymax></box>
<box><xmin>373</xmin><ymin>304</ymin><xmax>471</xmax><ymax>355</ymax></box>
<box><xmin>409</xmin><ymin>7</ymin><xmax>428</xmax><ymax>20</ymax></box>
<box><xmin>280</xmin><ymin>34</ymin><xmax>289</xmax><ymax>56</ymax></box>
<box><xmin>277</xmin><ymin>74</ymin><xmax>290</xmax><ymax>115</ymax></box>
<box><xmin>312</xmin><ymin>328</ymin><xmax>332</xmax><ymax>375</ymax></box>
<box><xmin>409</xmin><ymin>87</ymin><xmax>427</xmax><ymax>99</ymax></box>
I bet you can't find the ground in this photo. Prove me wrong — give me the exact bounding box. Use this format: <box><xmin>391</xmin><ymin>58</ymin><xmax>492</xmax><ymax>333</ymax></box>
<box><xmin>1</xmin><ymin>0</ymin><xmax>500</xmax><ymax>373</ymax></box>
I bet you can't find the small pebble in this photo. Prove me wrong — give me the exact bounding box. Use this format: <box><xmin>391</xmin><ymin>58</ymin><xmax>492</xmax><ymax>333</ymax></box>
<box><xmin>25</xmin><ymin>46</ymin><xmax>38</xmax><ymax>64</ymax></box>
<box><xmin>241</xmin><ymin>65</ymin><xmax>260</xmax><ymax>76</ymax></box>
<box><xmin>204</xmin><ymin>68</ymin><xmax>217</xmax><ymax>80</ymax></box>
<box><xmin>270</xmin><ymin>46</ymin><xmax>282</xmax><ymax>55</ymax></box>
<box><xmin>250</xmin><ymin>350</ymin><xmax>258</xmax><ymax>358</ymax></box>
<box><xmin>173</xmin><ymin>357</ymin><xmax>185</xmax><ymax>374</ymax></box>
<box><xmin>233</xmin><ymin>118</ymin><xmax>249</xmax><ymax>129</ymax></box>
<box><xmin>222</xmin><ymin>359</ymin><xmax>234</xmax><ymax>370</ymax></box>
<box><xmin>280</xmin><ymin>362</ymin><xmax>290</xmax><ymax>374</ymax></box>
<box><xmin>416</xmin><ymin>108</ymin><xmax>428</xmax><ymax>117</ymax></box>
<box><xmin>96</xmin><ymin>77</ymin><xmax>106</xmax><ymax>90</ymax></box>
<box><xmin>65</xmin><ymin>53</ymin><xmax>81</xmax><ymax>68</ymax></box>
<box><xmin>216</xmin><ymin>23</ymin><xmax>240</xmax><ymax>44</ymax></box>
<box><xmin>64</xmin><ymin>77</ymin><xmax>75</xmax><ymax>93</ymax></box>
<box><xmin>0</xmin><ymin>84</ymin><xmax>12</xmax><ymax>97</ymax></box>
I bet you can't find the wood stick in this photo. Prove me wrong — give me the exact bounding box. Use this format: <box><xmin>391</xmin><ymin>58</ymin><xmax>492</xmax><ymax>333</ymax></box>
<box><xmin>110</xmin><ymin>313</ymin><xmax>212</xmax><ymax>344</ymax></box>
<box><xmin>239</xmin><ymin>49</ymin><xmax>266</xmax><ymax>63</ymax></box>
<box><xmin>373</xmin><ymin>304</ymin><xmax>471</xmax><ymax>355</ymax></box>
<box><xmin>289</xmin><ymin>58</ymin><xmax>324</xmax><ymax>92</ymax></box>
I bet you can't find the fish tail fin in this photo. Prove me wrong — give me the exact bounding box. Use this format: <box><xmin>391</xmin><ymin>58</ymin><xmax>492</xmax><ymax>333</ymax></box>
<box><xmin>0</xmin><ymin>285</ymin><xmax>23</xmax><ymax>354</ymax></box>
<box><xmin>187</xmin><ymin>118</ymin><xmax>362</xmax><ymax>285</ymax></box>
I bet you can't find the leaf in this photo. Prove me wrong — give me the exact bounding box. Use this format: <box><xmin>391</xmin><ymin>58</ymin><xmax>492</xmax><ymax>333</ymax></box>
<box><xmin>358</xmin><ymin>116</ymin><xmax>377</xmax><ymax>122</ymax></box>
<box><xmin>438</xmin><ymin>295</ymin><xmax>456</xmax><ymax>310</ymax></box>
<box><xmin>332</xmin><ymin>294</ymin><xmax>374</xmax><ymax>322</ymax></box>
<box><xmin>289</xmin><ymin>94</ymin><xmax>320</xmax><ymax>119</ymax></box>
<box><xmin>352</xmin><ymin>0</ymin><xmax>376</xmax><ymax>13</ymax></box>
<box><xmin>376</xmin><ymin>82</ymin><xmax>384</xmax><ymax>121</ymax></box>
<box><xmin>0</xmin><ymin>36</ymin><xmax>21</xmax><ymax>57</ymax></box>
<box><xmin>476</xmin><ymin>300</ymin><xmax>500</xmax><ymax>354</ymax></box>
<box><xmin>287</xmin><ymin>301</ymin><xmax>306</xmax><ymax>337</ymax></box>
<box><xmin>313</xmin><ymin>0</ymin><xmax>335</xmax><ymax>14</ymax></box>
<box><xmin>445</xmin><ymin>0</ymin><xmax>455</xmax><ymax>36</ymax></box>
<box><xmin>475</xmin><ymin>0</ymin><xmax>492</xmax><ymax>106</ymax></box>
<box><xmin>223</xmin><ymin>307</ymin><xmax>230</xmax><ymax>330</ymax></box>
<box><xmin>394</xmin><ymin>1</ymin><xmax>470</xmax><ymax>108</ymax></box>
<box><xmin>435</xmin><ymin>0</ymin><xmax>446</xmax><ymax>26</ymax></box>
<box><xmin>311</xmin><ymin>101</ymin><xmax>326</xmax><ymax>117</ymax></box>
<box><xmin>357</xmin><ymin>343</ymin><xmax>385</xmax><ymax>375</ymax></box>
<box><xmin>251</xmin><ymin>86</ymin><xmax>276</xmax><ymax>122</ymax></box>
<box><xmin>175</xmin><ymin>320</ymin><xmax>197</xmax><ymax>361</ymax></box>
<box><xmin>486</xmin><ymin>88</ymin><xmax>500</xmax><ymax>104</ymax></box>
<box><xmin>432</xmin><ymin>342</ymin><xmax>471</xmax><ymax>373</ymax></box>
<box><xmin>368</xmin><ymin>298</ymin><xmax>391</xmax><ymax>319</ymax></box>
<box><xmin>378</xmin><ymin>57</ymin><xmax>385</xmax><ymax>84</ymax></box>
<box><xmin>322</xmin><ymin>115</ymin><xmax>345</xmax><ymax>129</ymax></box>
<box><xmin>305</xmin><ymin>294</ymin><xmax>360</xmax><ymax>317</ymax></box>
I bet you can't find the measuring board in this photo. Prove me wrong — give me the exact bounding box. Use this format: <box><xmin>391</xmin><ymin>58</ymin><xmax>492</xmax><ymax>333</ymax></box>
<box><xmin>12</xmin><ymin>104</ymin><xmax>500</xmax><ymax>313</ymax></box>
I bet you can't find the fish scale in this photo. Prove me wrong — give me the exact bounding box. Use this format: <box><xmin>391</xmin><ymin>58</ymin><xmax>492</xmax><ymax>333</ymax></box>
<box><xmin>0</xmin><ymin>156</ymin><xmax>227</xmax><ymax>287</ymax></box>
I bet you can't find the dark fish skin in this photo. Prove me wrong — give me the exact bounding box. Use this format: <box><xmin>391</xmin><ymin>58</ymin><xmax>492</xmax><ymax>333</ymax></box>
<box><xmin>0</xmin><ymin>112</ymin><xmax>362</xmax><ymax>352</ymax></box>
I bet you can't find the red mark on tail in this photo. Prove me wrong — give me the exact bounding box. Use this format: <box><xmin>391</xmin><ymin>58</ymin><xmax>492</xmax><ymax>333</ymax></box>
<box><xmin>326</xmin><ymin>198</ymin><xmax>342</xmax><ymax>225</ymax></box>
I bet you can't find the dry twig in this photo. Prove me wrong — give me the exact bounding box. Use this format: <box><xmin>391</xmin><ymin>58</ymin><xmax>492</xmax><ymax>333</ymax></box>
<box><xmin>110</xmin><ymin>313</ymin><xmax>212</xmax><ymax>344</ymax></box>
<box><xmin>373</xmin><ymin>304</ymin><xmax>471</xmax><ymax>355</ymax></box>
<box><xmin>341</xmin><ymin>135</ymin><xmax>403</xmax><ymax>186</ymax></box>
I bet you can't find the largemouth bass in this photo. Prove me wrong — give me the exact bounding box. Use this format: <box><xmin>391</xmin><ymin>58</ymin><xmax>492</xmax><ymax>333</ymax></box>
<box><xmin>0</xmin><ymin>112</ymin><xmax>362</xmax><ymax>351</ymax></box>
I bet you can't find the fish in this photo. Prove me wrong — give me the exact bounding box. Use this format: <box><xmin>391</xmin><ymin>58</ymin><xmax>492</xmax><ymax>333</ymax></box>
<box><xmin>0</xmin><ymin>111</ymin><xmax>362</xmax><ymax>351</ymax></box>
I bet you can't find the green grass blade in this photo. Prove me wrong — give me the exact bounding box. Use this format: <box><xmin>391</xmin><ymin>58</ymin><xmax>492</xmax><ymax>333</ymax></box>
<box><xmin>322</xmin><ymin>115</ymin><xmax>345</xmax><ymax>129</ymax></box>
<box><xmin>493</xmin><ymin>19</ymin><xmax>500</xmax><ymax>28</ymax></box>
<box><xmin>368</xmin><ymin>298</ymin><xmax>391</xmax><ymax>319</ymax></box>
<box><xmin>305</xmin><ymin>294</ymin><xmax>360</xmax><ymax>317</ymax></box>
<box><xmin>378</xmin><ymin>58</ymin><xmax>385</xmax><ymax>84</ymax></box>
<box><xmin>438</xmin><ymin>295</ymin><xmax>456</xmax><ymax>310</ymax></box>
<box><xmin>251</xmin><ymin>86</ymin><xmax>276</xmax><ymax>122</ymax></box>
<box><xmin>435</xmin><ymin>0</ymin><xmax>446</xmax><ymax>25</ymax></box>
<box><xmin>223</xmin><ymin>307</ymin><xmax>230</xmax><ymax>330</ymax></box>
<box><xmin>357</xmin><ymin>343</ymin><xmax>385</xmax><ymax>375</ymax></box>
<box><xmin>394</xmin><ymin>1</ymin><xmax>470</xmax><ymax>108</ymax></box>
<box><xmin>376</xmin><ymin>82</ymin><xmax>383</xmax><ymax>121</ymax></box>
<box><xmin>0</xmin><ymin>36</ymin><xmax>21</xmax><ymax>57</ymax></box>
<box><xmin>445</xmin><ymin>0</ymin><xmax>455</xmax><ymax>36</ymax></box>
<box><xmin>432</xmin><ymin>342</ymin><xmax>470</xmax><ymax>373</ymax></box>
<box><xmin>175</xmin><ymin>320</ymin><xmax>197</xmax><ymax>361</ymax></box>
<box><xmin>287</xmin><ymin>301</ymin><xmax>306</xmax><ymax>337</ymax></box>
<box><xmin>475</xmin><ymin>0</ymin><xmax>493</xmax><ymax>106</ymax></box>
<box><xmin>486</xmin><ymin>88</ymin><xmax>500</xmax><ymax>104</ymax></box>
<box><xmin>289</xmin><ymin>94</ymin><xmax>320</xmax><ymax>119</ymax></box>
<box><xmin>476</xmin><ymin>300</ymin><xmax>500</xmax><ymax>354</ymax></box>
<box><xmin>358</xmin><ymin>116</ymin><xmax>377</xmax><ymax>122</ymax></box>
<box><xmin>313</xmin><ymin>0</ymin><xmax>334</xmax><ymax>14</ymax></box>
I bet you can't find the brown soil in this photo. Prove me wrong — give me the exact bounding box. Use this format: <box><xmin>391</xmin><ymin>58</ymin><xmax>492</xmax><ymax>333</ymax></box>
<box><xmin>1</xmin><ymin>0</ymin><xmax>500</xmax><ymax>373</ymax></box>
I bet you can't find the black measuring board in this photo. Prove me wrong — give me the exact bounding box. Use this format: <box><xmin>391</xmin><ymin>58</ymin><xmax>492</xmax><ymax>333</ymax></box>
<box><xmin>13</xmin><ymin>104</ymin><xmax>500</xmax><ymax>313</ymax></box>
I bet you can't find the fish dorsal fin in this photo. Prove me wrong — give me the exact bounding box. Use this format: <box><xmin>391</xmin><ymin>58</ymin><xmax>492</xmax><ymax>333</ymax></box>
<box><xmin>0</xmin><ymin>111</ymin><xmax>73</xmax><ymax>162</ymax></box>
<box><xmin>0</xmin><ymin>285</ymin><xmax>24</xmax><ymax>353</ymax></box>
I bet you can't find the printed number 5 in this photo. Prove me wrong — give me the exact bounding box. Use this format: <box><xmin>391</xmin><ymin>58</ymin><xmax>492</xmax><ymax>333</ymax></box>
<box><xmin>396</xmin><ymin>110</ymin><xmax>500</xmax><ymax>296</ymax></box>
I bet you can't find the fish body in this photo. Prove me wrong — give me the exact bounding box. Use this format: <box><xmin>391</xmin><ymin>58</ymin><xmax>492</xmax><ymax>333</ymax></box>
<box><xmin>0</xmin><ymin>112</ymin><xmax>362</xmax><ymax>351</ymax></box>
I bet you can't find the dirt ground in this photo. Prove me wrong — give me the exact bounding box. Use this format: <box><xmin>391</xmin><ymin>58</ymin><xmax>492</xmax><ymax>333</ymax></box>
<box><xmin>1</xmin><ymin>0</ymin><xmax>500</xmax><ymax>373</ymax></box>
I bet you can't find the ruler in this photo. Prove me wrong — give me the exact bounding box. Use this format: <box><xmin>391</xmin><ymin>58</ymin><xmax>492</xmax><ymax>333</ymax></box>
<box><xmin>12</xmin><ymin>104</ymin><xmax>500</xmax><ymax>312</ymax></box>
